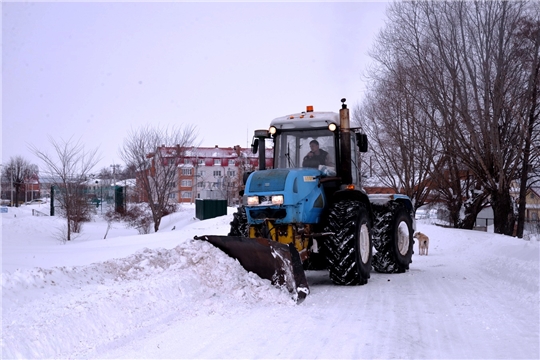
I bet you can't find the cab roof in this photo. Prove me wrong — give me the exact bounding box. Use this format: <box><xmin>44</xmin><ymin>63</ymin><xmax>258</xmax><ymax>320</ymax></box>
<box><xmin>270</xmin><ymin>110</ymin><xmax>339</xmax><ymax>130</ymax></box>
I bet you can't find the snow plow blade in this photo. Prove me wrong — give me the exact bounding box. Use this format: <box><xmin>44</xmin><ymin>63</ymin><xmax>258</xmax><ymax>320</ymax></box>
<box><xmin>194</xmin><ymin>235</ymin><xmax>309</xmax><ymax>304</ymax></box>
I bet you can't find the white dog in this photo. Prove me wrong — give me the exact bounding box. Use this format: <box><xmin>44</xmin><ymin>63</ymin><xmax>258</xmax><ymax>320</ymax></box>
<box><xmin>414</xmin><ymin>232</ymin><xmax>430</xmax><ymax>256</ymax></box>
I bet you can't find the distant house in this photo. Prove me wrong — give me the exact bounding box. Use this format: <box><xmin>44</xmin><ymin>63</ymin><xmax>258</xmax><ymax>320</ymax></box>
<box><xmin>1</xmin><ymin>173</ymin><xmax>42</xmax><ymax>205</ymax></box>
<box><xmin>511</xmin><ymin>184</ymin><xmax>540</xmax><ymax>222</ymax></box>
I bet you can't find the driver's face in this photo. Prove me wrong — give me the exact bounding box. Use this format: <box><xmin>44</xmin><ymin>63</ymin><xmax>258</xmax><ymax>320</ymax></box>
<box><xmin>310</xmin><ymin>143</ymin><xmax>319</xmax><ymax>152</ymax></box>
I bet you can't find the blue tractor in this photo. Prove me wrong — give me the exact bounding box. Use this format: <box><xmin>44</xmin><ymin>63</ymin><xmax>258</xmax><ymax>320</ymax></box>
<box><xmin>196</xmin><ymin>99</ymin><xmax>415</xmax><ymax>303</ymax></box>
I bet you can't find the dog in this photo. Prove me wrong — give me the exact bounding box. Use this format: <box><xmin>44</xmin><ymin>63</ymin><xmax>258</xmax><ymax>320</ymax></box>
<box><xmin>413</xmin><ymin>232</ymin><xmax>429</xmax><ymax>256</ymax></box>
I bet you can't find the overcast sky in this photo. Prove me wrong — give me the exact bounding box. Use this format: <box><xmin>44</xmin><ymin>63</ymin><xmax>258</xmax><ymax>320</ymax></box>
<box><xmin>2</xmin><ymin>1</ymin><xmax>389</xmax><ymax>172</ymax></box>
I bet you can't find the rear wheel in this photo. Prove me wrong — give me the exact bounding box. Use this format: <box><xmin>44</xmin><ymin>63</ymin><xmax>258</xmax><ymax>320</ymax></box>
<box><xmin>372</xmin><ymin>205</ymin><xmax>414</xmax><ymax>273</ymax></box>
<box><xmin>323</xmin><ymin>199</ymin><xmax>372</xmax><ymax>285</ymax></box>
<box><xmin>228</xmin><ymin>206</ymin><xmax>248</xmax><ymax>237</ymax></box>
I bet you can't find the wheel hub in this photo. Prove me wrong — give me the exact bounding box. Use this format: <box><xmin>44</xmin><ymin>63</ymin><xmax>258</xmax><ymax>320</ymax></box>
<box><xmin>359</xmin><ymin>224</ymin><xmax>370</xmax><ymax>264</ymax></box>
<box><xmin>397</xmin><ymin>222</ymin><xmax>410</xmax><ymax>256</ymax></box>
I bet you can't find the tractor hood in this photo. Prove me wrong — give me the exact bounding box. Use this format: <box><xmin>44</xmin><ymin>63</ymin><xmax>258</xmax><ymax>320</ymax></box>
<box><xmin>243</xmin><ymin>168</ymin><xmax>326</xmax><ymax>224</ymax></box>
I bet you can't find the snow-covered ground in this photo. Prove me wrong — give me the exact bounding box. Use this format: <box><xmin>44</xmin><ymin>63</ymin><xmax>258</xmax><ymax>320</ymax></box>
<box><xmin>2</xmin><ymin>203</ymin><xmax>539</xmax><ymax>359</ymax></box>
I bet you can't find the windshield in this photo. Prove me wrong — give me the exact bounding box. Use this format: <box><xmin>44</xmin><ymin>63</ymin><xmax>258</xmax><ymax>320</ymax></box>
<box><xmin>274</xmin><ymin>129</ymin><xmax>336</xmax><ymax>172</ymax></box>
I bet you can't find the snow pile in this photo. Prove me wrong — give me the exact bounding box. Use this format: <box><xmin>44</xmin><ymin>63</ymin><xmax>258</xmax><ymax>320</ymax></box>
<box><xmin>2</xmin><ymin>238</ymin><xmax>293</xmax><ymax>359</ymax></box>
<box><xmin>439</xmin><ymin>227</ymin><xmax>539</xmax><ymax>305</ymax></box>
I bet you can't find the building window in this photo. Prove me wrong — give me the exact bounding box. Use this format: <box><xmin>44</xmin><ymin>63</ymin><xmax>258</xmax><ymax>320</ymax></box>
<box><xmin>227</xmin><ymin>170</ymin><xmax>236</xmax><ymax>177</ymax></box>
<box><xmin>182</xmin><ymin>168</ymin><xmax>192</xmax><ymax>176</ymax></box>
<box><xmin>169</xmin><ymin>193</ymin><xmax>176</xmax><ymax>199</ymax></box>
<box><xmin>184</xmin><ymin>159</ymin><xmax>190</xmax><ymax>164</ymax></box>
<box><xmin>198</xmin><ymin>170</ymin><xmax>205</xmax><ymax>177</ymax></box>
<box><xmin>228</xmin><ymin>159</ymin><xmax>235</xmax><ymax>166</ymax></box>
<box><xmin>214</xmin><ymin>159</ymin><xmax>221</xmax><ymax>166</ymax></box>
<box><xmin>213</xmin><ymin>170</ymin><xmax>222</xmax><ymax>177</ymax></box>
<box><xmin>198</xmin><ymin>159</ymin><xmax>205</xmax><ymax>166</ymax></box>
<box><xmin>182</xmin><ymin>191</ymin><xmax>192</xmax><ymax>199</ymax></box>
<box><xmin>181</xmin><ymin>180</ymin><xmax>192</xmax><ymax>187</ymax></box>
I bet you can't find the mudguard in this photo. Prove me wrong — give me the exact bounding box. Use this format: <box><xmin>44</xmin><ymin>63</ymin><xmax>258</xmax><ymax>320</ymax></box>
<box><xmin>194</xmin><ymin>235</ymin><xmax>309</xmax><ymax>304</ymax></box>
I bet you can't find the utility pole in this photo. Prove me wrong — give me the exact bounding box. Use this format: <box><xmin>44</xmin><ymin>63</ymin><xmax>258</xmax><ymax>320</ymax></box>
<box><xmin>110</xmin><ymin>164</ymin><xmax>117</xmax><ymax>206</ymax></box>
<box><xmin>10</xmin><ymin>168</ymin><xmax>13</xmax><ymax>207</ymax></box>
<box><xmin>192</xmin><ymin>147</ymin><xmax>198</xmax><ymax>204</ymax></box>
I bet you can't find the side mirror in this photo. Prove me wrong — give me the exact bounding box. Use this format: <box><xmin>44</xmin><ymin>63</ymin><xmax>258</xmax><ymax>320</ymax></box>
<box><xmin>243</xmin><ymin>171</ymin><xmax>253</xmax><ymax>185</ymax></box>
<box><xmin>356</xmin><ymin>133</ymin><xmax>368</xmax><ymax>153</ymax></box>
<box><xmin>251</xmin><ymin>138</ymin><xmax>259</xmax><ymax>154</ymax></box>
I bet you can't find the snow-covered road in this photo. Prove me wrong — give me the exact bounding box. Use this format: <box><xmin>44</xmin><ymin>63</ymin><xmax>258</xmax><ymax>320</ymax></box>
<box><xmin>89</xmin><ymin>225</ymin><xmax>538</xmax><ymax>359</ymax></box>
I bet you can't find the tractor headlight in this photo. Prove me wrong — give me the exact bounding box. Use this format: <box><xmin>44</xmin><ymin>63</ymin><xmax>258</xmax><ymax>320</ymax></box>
<box><xmin>328</xmin><ymin>123</ymin><xmax>337</xmax><ymax>131</ymax></box>
<box><xmin>271</xmin><ymin>195</ymin><xmax>284</xmax><ymax>205</ymax></box>
<box><xmin>247</xmin><ymin>196</ymin><xmax>259</xmax><ymax>205</ymax></box>
<box><xmin>269</xmin><ymin>126</ymin><xmax>277</xmax><ymax>135</ymax></box>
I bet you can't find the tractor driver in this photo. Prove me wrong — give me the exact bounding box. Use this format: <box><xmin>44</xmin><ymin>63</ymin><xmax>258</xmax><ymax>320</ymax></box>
<box><xmin>302</xmin><ymin>140</ymin><xmax>331</xmax><ymax>168</ymax></box>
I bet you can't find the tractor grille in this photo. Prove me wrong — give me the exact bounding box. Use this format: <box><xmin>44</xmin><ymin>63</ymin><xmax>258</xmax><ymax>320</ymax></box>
<box><xmin>249</xmin><ymin>169</ymin><xmax>289</xmax><ymax>192</ymax></box>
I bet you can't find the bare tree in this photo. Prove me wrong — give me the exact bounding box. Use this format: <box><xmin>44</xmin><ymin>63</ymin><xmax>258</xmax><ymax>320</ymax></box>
<box><xmin>363</xmin><ymin>1</ymin><xmax>535</xmax><ymax>235</ymax></box>
<box><xmin>425</xmin><ymin>1</ymin><xmax>533</xmax><ymax>235</ymax></box>
<box><xmin>515</xmin><ymin>5</ymin><xmax>540</xmax><ymax>238</ymax></box>
<box><xmin>1</xmin><ymin>156</ymin><xmax>39</xmax><ymax>207</ymax></box>
<box><xmin>30</xmin><ymin>137</ymin><xmax>100</xmax><ymax>241</ymax></box>
<box><xmin>232</xmin><ymin>145</ymin><xmax>251</xmax><ymax>203</ymax></box>
<box><xmin>97</xmin><ymin>166</ymin><xmax>113</xmax><ymax>179</ymax></box>
<box><xmin>354</xmin><ymin>70</ymin><xmax>433</xmax><ymax>211</ymax></box>
<box><xmin>119</xmin><ymin>124</ymin><xmax>198</xmax><ymax>232</ymax></box>
<box><xmin>119</xmin><ymin>163</ymin><xmax>137</xmax><ymax>181</ymax></box>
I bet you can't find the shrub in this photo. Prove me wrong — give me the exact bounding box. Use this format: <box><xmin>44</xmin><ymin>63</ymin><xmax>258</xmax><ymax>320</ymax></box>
<box><xmin>104</xmin><ymin>204</ymin><xmax>153</xmax><ymax>235</ymax></box>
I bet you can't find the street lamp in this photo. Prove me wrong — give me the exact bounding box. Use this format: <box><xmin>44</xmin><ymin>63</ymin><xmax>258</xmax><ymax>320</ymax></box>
<box><xmin>95</xmin><ymin>179</ymin><xmax>103</xmax><ymax>214</ymax></box>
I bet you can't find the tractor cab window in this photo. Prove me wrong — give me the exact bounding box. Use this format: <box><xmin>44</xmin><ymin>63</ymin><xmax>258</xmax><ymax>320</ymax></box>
<box><xmin>274</xmin><ymin>129</ymin><xmax>336</xmax><ymax>175</ymax></box>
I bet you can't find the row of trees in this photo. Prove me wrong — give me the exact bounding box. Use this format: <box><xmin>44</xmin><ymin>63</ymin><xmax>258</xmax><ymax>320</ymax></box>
<box><xmin>356</xmin><ymin>1</ymin><xmax>539</xmax><ymax>237</ymax></box>
<box><xmin>2</xmin><ymin>123</ymin><xmax>199</xmax><ymax>241</ymax></box>
<box><xmin>1</xmin><ymin>151</ymin><xmax>138</xmax><ymax>209</ymax></box>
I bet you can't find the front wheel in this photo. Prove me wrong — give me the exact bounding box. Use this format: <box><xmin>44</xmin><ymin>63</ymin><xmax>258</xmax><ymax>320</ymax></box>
<box><xmin>323</xmin><ymin>199</ymin><xmax>372</xmax><ymax>285</ymax></box>
<box><xmin>228</xmin><ymin>206</ymin><xmax>248</xmax><ymax>237</ymax></box>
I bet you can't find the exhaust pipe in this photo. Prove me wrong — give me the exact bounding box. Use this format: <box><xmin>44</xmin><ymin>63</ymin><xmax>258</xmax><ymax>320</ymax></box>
<box><xmin>253</xmin><ymin>129</ymin><xmax>269</xmax><ymax>171</ymax></box>
<box><xmin>339</xmin><ymin>98</ymin><xmax>352</xmax><ymax>185</ymax></box>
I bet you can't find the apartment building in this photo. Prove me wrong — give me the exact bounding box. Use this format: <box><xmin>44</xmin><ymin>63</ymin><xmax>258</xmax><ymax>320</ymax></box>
<box><xmin>171</xmin><ymin>145</ymin><xmax>273</xmax><ymax>205</ymax></box>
